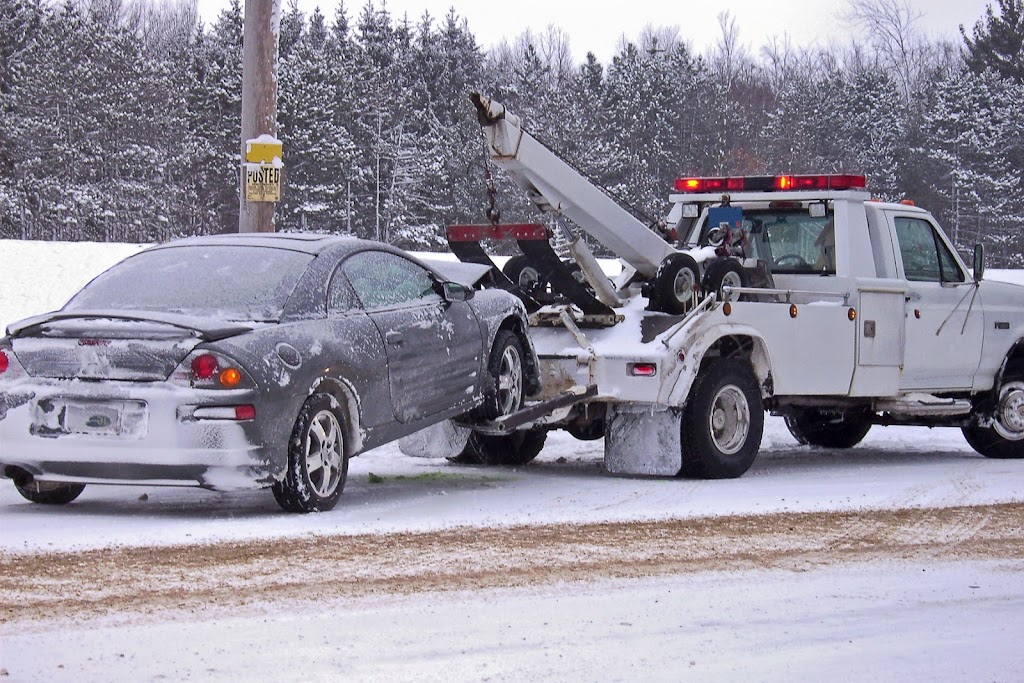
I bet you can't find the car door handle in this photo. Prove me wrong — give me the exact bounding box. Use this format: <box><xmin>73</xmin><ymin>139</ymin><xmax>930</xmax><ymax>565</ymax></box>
<box><xmin>385</xmin><ymin>331</ymin><xmax>404</xmax><ymax>345</ymax></box>
<box><xmin>905</xmin><ymin>291</ymin><xmax>921</xmax><ymax>302</ymax></box>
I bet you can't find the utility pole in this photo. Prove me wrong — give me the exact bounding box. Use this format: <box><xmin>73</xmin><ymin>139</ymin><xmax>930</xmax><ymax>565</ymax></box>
<box><xmin>239</xmin><ymin>0</ymin><xmax>281</xmax><ymax>233</ymax></box>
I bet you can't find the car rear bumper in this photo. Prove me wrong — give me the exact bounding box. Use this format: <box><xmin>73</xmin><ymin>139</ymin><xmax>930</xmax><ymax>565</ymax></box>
<box><xmin>0</xmin><ymin>381</ymin><xmax>277</xmax><ymax>491</ymax></box>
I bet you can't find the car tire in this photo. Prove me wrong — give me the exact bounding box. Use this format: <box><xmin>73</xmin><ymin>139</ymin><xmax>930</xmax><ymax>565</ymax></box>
<box><xmin>962</xmin><ymin>378</ymin><xmax>1024</xmax><ymax>459</ymax></box>
<box><xmin>680</xmin><ymin>358</ymin><xmax>764</xmax><ymax>479</ymax></box>
<box><xmin>567</xmin><ymin>419</ymin><xmax>605</xmax><ymax>441</ymax></box>
<box><xmin>272</xmin><ymin>394</ymin><xmax>349</xmax><ymax>513</ymax></box>
<box><xmin>478</xmin><ymin>330</ymin><xmax>527</xmax><ymax>421</ymax></box>
<box><xmin>784</xmin><ymin>409</ymin><xmax>872</xmax><ymax>448</ymax></box>
<box><xmin>652</xmin><ymin>253</ymin><xmax>701</xmax><ymax>314</ymax></box>
<box><xmin>459</xmin><ymin>429</ymin><xmax>548</xmax><ymax>466</ymax></box>
<box><xmin>701</xmin><ymin>258</ymin><xmax>748</xmax><ymax>302</ymax></box>
<box><xmin>13</xmin><ymin>476</ymin><xmax>85</xmax><ymax>505</ymax></box>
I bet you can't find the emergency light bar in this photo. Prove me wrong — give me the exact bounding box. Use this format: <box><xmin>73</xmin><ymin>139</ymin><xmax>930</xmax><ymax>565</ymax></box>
<box><xmin>674</xmin><ymin>174</ymin><xmax>867</xmax><ymax>193</ymax></box>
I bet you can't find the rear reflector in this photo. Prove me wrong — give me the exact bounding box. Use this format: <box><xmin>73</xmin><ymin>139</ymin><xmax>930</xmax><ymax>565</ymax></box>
<box><xmin>629</xmin><ymin>363</ymin><xmax>658</xmax><ymax>377</ymax></box>
<box><xmin>192</xmin><ymin>405</ymin><xmax>256</xmax><ymax>421</ymax></box>
<box><xmin>447</xmin><ymin>224</ymin><xmax>548</xmax><ymax>241</ymax></box>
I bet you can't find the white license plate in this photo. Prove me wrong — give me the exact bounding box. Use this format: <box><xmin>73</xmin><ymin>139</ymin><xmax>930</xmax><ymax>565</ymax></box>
<box><xmin>32</xmin><ymin>399</ymin><xmax>147</xmax><ymax>439</ymax></box>
<box><xmin>64</xmin><ymin>402</ymin><xmax>125</xmax><ymax>435</ymax></box>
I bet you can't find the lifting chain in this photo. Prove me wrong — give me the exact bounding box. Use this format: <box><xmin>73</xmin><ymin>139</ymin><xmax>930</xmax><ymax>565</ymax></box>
<box><xmin>481</xmin><ymin>138</ymin><xmax>501</xmax><ymax>226</ymax></box>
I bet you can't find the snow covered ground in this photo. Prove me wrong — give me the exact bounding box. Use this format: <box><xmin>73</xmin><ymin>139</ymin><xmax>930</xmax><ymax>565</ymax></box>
<box><xmin>2</xmin><ymin>239</ymin><xmax>1024</xmax><ymax>681</ymax></box>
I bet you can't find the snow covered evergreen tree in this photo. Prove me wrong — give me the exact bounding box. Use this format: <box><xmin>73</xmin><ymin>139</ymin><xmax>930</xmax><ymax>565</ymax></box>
<box><xmin>963</xmin><ymin>0</ymin><xmax>1024</xmax><ymax>82</ymax></box>
<box><xmin>921</xmin><ymin>66</ymin><xmax>1024</xmax><ymax>264</ymax></box>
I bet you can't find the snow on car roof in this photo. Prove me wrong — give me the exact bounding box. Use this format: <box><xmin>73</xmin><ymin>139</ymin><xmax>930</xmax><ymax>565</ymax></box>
<box><xmin>145</xmin><ymin>232</ymin><xmax>369</xmax><ymax>256</ymax></box>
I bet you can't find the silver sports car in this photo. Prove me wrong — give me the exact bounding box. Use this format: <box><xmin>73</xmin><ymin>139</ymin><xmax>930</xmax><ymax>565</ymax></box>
<box><xmin>0</xmin><ymin>233</ymin><xmax>539</xmax><ymax>512</ymax></box>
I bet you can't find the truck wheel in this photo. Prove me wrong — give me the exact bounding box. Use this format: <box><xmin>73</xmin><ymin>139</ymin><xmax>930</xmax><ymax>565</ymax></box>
<box><xmin>652</xmin><ymin>253</ymin><xmax>701</xmax><ymax>314</ymax></box>
<box><xmin>702</xmin><ymin>259</ymin><xmax>747</xmax><ymax>302</ymax></box>
<box><xmin>460</xmin><ymin>429</ymin><xmax>548</xmax><ymax>466</ymax></box>
<box><xmin>478</xmin><ymin>330</ymin><xmax>526</xmax><ymax>421</ymax></box>
<box><xmin>784</xmin><ymin>409</ymin><xmax>872</xmax><ymax>448</ymax></box>
<box><xmin>680</xmin><ymin>358</ymin><xmax>764</xmax><ymax>478</ymax></box>
<box><xmin>272</xmin><ymin>394</ymin><xmax>348</xmax><ymax>513</ymax></box>
<box><xmin>962</xmin><ymin>379</ymin><xmax>1024</xmax><ymax>459</ymax></box>
<box><xmin>503</xmin><ymin>256</ymin><xmax>546</xmax><ymax>293</ymax></box>
<box><xmin>13</xmin><ymin>475</ymin><xmax>85</xmax><ymax>505</ymax></box>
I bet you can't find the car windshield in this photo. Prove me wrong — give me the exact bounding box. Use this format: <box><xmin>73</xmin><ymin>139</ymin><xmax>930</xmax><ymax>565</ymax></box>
<box><xmin>64</xmin><ymin>245</ymin><xmax>314</xmax><ymax>321</ymax></box>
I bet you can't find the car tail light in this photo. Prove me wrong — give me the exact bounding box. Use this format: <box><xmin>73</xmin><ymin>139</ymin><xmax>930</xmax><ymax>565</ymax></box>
<box><xmin>219</xmin><ymin>368</ymin><xmax>242</xmax><ymax>388</ymax></box>
<box><xmin>0</xmin><ymin>350</ymin><xmax>9</xmax><ymax>374</ymax></box>
<box><xmin>174</xmin><ymin>351</ymin><xmax>251</xmax><ymax>389</ymax></box>
<box><xmin>192</xmin><ymin>354</ymin><xmax>219</xmax><ymax>379</ymax></box>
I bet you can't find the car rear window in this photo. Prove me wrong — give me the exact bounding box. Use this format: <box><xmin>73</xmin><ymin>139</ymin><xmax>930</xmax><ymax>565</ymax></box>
<box><xmin>64</xmin><ymin>245</ymin><xmax>314</xmax><ymax>321</ymax></box>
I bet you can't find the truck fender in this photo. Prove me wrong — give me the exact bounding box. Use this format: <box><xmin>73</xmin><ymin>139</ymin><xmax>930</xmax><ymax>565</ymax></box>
<box><xmin>994</xmin><ymin>338</ymin><xmax>1024</xmax><ymax>390</ymax></box>
<box><xmin>665</xmin><ymin>324</ymin><xmax>774</xmax><ymax>407</ymax></box>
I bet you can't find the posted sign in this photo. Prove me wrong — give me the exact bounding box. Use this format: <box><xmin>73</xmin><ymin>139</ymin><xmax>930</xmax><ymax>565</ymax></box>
<box><xmin>245</xmin><ymin>163</ymin><xmax>282</xmax><ymax>202</ymax></box>
<box><xmin>244</xmin><ymin>136</ymin><xmax>283</xmax><ymax>203</ymax></box>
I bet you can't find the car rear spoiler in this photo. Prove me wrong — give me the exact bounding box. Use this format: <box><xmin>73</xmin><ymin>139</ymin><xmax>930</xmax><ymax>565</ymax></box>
<box><xmin>6</xmin><ymin>310</ymin><xmax>256</xmax><ymax>341</ymax></box>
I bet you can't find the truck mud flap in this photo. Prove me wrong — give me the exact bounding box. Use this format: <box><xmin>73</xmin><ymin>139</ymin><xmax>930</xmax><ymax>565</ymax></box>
<box><xmin>516</xmin><ymin>239</ymin><xmax>614</xmax><ymax>317</ymax></box>
<box><xmin>605</xmin><ymin>402</ymin><xmax>683</xmax><ymax>476</ymax></box>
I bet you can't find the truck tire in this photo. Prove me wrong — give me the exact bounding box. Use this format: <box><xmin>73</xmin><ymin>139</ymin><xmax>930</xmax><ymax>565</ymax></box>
<box><xmin>458</xmin><ymin>429</ymin><xmax>547</xmax><ymax>466</ymax></box>
<box><xmin>502</xmin><ymin>255</ymin><xmax>545</xmax><ymax>293</ymax></box>
<box><xmin>784</xmin><ymin>409</ymin><xmax>872</xmax><ymax>448</ymax></box>
<box><xmin>13</xmin><ymin>475</ymin><xmax>86</xmax><ymax>505</ymax></box>
<box><xmin>702</xmin><ymin>258</ymin><xmax>747</xmax><ymax>302</ymax></box>
<box><xmin>652</xmin><ymin>253</ymin><xmax>701</xmax><ymax>314</ymax></box>
<box><xmin>272</xmin><ymin>394</ymin><xmax>349</xmax><ymax>513</ymax></box>
<box><xmin>962</xmin><ymin>379</ymin><xmax>1024</xmax><ymax>459</ymax></box>
<box><xmin>680</xmin><ymin>358</ymin><xmax>764</xmax><ymax>479</ymax></box>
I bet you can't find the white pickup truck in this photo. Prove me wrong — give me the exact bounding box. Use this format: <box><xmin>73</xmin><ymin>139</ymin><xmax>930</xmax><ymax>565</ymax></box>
<box><xmin>421</xmin><ymin>95</ymin><xmax>1024</xmax><ymax>478</ymax></box>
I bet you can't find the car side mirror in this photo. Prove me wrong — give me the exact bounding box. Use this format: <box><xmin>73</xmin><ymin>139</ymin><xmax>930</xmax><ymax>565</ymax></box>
<box><xmin>973</xmin><ymin>243</ymin><xmax>986</xmax><ymax>283</ymax></box>
<box><xmin>442</xmin><ymin>281</ymin><xmax>474</xmax><ymax>302</ymax></box>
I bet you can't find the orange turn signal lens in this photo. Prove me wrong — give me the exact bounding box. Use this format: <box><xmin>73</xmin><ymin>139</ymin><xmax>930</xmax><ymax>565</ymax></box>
<box><xmin>219</xmin><ymin>367</ymin><xmax>242</xmax><ymax>388</ymax></box>
<box><xmin>723</xmin><ymin>302</ymin><xmax>732</xmax><ymax>316</ymax></box>
<box><xmin>789</xmin><ymin>304</ymin><xmax>799</xmax><ymax>318</ymax></box>
<box><xmin>848</xmin><ymin>308</ymin><xmax>857</xmax><ymax>321</ymax></box>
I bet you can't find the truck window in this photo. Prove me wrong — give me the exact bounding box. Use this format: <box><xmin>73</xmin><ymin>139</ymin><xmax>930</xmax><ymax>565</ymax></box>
<box><xmin>894</xmin><ymin>217</ymin><xmax>965</xmax><ymax>283</ymax></box>
<box><xmin>742</xmin><ymin>210</ymin><xmax>835</xmax><ymax>274</ymax></box>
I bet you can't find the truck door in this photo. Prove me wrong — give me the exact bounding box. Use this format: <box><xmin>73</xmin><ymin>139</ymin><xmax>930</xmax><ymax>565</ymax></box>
<box><xmin>890</xmin><ymin>214</ymin><xmax>983</xmax><ymax>390</ymax></box>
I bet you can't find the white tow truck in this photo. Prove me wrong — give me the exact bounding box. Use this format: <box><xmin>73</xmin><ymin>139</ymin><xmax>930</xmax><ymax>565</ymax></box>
<box><xmin>410</xmin><ymin>94</ymin><xmax>1024</xmax><ymax>477</ymax></box>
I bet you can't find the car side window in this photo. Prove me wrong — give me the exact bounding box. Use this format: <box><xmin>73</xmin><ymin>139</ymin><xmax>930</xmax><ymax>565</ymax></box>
<box><xmin>327</xmin><ymin>267</ymin><xmax>359</xmax><ymax>314</ymax></box>
<box><xmin>894</xmin><ymin>217</ymin><xmax>965</xmax><ymax>283</ymax></box>
<box><xmin>342</xmin><ymin>250</ymin><xmax>441</xmax><ymax>309</ymax></box>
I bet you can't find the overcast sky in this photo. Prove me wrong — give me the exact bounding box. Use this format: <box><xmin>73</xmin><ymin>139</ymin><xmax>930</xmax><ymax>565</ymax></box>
<box><xmin>198</xmin><ymin>0</ymin><xmax>995</xmax><ymax>62</ymax></box>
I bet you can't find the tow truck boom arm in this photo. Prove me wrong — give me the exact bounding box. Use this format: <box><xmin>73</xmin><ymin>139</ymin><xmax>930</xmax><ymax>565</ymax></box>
<box><xmin>472</xmin><ymin>93</ymin><xmax>675</xmax><ymax>278</ymax></box>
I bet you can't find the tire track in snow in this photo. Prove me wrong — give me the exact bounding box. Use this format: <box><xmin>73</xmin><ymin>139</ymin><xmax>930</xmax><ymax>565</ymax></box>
<box><xmin>2</xmin><ymin>502</ymin><xmax>1022</xmax><ymax>626</ymax></box>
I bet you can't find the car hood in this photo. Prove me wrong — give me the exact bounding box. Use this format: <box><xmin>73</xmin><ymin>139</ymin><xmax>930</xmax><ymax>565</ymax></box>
<box><xmin>421</xmin><ymin>259</ymin><xmax>493</xmax><ymax>288</ymax></box>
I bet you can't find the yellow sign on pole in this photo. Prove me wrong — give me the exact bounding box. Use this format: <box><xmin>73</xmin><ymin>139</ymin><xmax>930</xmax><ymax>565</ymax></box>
<box><xmin>244</xmin><ymin>163</ymin><xmax>282</xmax><ymax>202</ymax></box>
<box><xmin>244</xmin><ymin>137</ymin><xmax>283</xmax><ymax>203</ymax></box>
